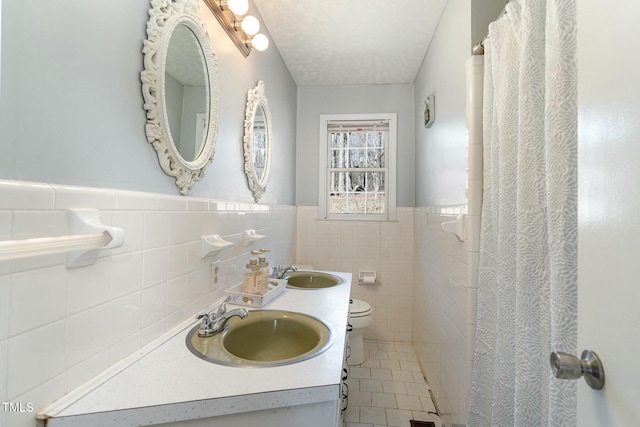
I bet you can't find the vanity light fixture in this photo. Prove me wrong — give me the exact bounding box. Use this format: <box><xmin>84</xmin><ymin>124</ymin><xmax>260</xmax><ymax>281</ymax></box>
<box><xmin>225</xmin><ymin>0</ymin><xmax>248</xmax><ymax>15</ymax></box>
<box><xmin>204</xmin><ymin>0</ymin><xmax>269</xmax><ymax>57</ymax></box>
<box><xmin>239</xmin><ymin>15</ymin><xmax>260</xmax><ymax>36</ymax></box>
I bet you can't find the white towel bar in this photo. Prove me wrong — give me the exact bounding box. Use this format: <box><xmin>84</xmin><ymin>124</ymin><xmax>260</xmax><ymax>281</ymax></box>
<box><xmin>0</xmin><ymin>232</ymin><xmax>111</xmax><ymax>262</ymax></box>
<box><xmin>0</xmin><ymin>209</ymin><xmax>124</xmax><ymax>268</ymax></box>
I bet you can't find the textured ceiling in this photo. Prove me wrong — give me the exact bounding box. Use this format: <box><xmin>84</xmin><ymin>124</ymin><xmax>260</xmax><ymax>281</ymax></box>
<box><xmin>253</xmin><ymin>0</ymin><xmax>448</xmax><ymax>87</ymax></box>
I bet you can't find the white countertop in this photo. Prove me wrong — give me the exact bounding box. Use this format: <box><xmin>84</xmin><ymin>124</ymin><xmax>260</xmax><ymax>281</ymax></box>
<box><xmin>41</xmin><ymin>271</ymin><xmax>352</xmax><ymax>427</ymax></box>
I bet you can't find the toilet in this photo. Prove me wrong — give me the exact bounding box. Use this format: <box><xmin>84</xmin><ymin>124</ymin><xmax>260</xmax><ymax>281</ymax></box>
<box><xmin>347</xmin><ymin>299</ymin><xmax>374</xmax><ymax>365</ymax></box>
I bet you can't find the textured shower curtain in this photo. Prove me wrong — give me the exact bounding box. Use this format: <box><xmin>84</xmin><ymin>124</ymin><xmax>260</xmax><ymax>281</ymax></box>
<box><xmin>467</xmin><ymin>0</ymin><xmax>577</xmax><ymax>426</ymax></box>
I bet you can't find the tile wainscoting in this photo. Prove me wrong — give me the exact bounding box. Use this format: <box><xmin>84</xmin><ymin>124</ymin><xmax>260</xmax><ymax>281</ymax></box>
<box><xmin>1</xmin><ymin>183</ymin><xmax>479</xmax><ymax>427</ymax></box>
<box><xmin>0</xmin><ymin>180</ymin><xmax>296</xmax><ymax>427</ymax></box>
<box><xmin>296</xmin><ymin>207</ymin><xmax>415</xmax><ymax>343</ymax></box>
<box><xmin>412</xmin><ymin>207</ymin><xmax>478</xmax><ymax>427</ymax></box>
<box><xmin>295</xmin><ymin>205</ymin><xmax>478</xmax><ymax>425</ymax></box>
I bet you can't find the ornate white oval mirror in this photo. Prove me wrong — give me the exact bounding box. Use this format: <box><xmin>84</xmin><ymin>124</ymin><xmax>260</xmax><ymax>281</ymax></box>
<box><xmin>243</xmin><ymin>81</ymin><xmax>272</xmax><ymax>202</ymax></box>
<box><xmin>141</xmin><ymin>0</ymin><xmax>218</xmax><ymax>195</ymax></box>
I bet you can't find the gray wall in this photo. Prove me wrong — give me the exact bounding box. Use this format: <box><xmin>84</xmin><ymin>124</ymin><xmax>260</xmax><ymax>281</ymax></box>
<box><xmin>0</xmin><ymin>0</ymin><xmax>297</xmax><ymax>205</ymax></box>
<box><xmin>414</xmin><ymin>0</ymin><xmax>471</xmax><ymax>207</ymax></box>
<box><xmin>295</xmin><ymin>84</ymin><xmax>415</xmax><ymax>207</ymax></box>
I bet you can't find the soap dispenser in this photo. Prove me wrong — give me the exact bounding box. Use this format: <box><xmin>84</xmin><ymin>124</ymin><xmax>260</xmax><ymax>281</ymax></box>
<box><xmin>257</xmin><ymin>254</ymin><xmax>270</xmax><ymax>294</ymax></box>
<box><xmin>242</xmin><ymin>258</ymin><xmax>261</xmax><ymax>295</ymax></box>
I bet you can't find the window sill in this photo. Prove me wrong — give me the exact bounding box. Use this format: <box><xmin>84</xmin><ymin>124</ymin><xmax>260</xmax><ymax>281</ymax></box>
<box><xmin>315</xmin><ymin>216</ymin><xmax>398</xmax><ymax>223</ymax></box>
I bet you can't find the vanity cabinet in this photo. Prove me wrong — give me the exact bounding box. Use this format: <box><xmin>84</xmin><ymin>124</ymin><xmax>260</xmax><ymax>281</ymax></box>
<box><xmin>159</xmin><ymin>400</ymin><xmax>340</xmax><ymax>427</ymax></box>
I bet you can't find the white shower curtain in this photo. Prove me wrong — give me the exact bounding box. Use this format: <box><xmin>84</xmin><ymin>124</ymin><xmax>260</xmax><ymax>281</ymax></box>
<box><xmin>467</xmin><ymin>0</ymin><xmax>577</xmax><ymax>426</ymax></box>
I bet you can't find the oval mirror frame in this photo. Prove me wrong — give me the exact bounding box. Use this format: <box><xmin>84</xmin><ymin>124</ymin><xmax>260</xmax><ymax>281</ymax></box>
<box><xmin>243</xmin><ymin>81</ymin><xmax>273</xmax><ymax>202</ymax></box>
<box><xmin>141</xmin><ymin>0</ymin><xmax>219</xmax><ymax>195</ymax></box>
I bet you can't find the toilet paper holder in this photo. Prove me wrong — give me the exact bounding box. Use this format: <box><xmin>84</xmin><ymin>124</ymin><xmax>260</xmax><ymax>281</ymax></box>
<box><xmin>358</xmin><ymin>271</ymin><xmax>377</xmax><ymax>285</ymax></box>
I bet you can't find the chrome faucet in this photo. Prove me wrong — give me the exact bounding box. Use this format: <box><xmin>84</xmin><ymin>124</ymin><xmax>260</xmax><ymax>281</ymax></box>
<box><xmin>271</xmin><ymin>263</ymin><xmax>298</xmax><ymax>279</ymax></box>
<box><xmin>195</xmin><ymin>296</ymin><xmax>249</xmax><ymax>337</ymax></box>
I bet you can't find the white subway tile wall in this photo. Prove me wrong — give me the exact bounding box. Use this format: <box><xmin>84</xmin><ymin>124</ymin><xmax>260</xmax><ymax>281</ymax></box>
<box><xmin>413</xmin><ymin>208</ymin><xmax>475</xmax><ymax>427</ymax></box>
<box><xmin>296</xmin><ymin>207</ymin><xmax>415</xmax><ymax>343</ymax></box>
<box><xmin>0</xmin><ymin>180</ymin><xmax>296</xmax><ymax>427</ymax></box>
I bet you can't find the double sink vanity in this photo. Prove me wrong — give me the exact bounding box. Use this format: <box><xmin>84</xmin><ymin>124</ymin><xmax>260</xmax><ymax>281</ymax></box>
<box><xmin>39</xmin><ymin>271</ymin><xmax>352</xmax><ymax>427</ymax></box>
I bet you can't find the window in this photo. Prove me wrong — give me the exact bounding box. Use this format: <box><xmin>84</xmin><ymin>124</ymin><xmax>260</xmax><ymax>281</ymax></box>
<box><xmin>319</xmin><ymin>113</ymin><xmax>397</xmax><ymax>221</ymax></box>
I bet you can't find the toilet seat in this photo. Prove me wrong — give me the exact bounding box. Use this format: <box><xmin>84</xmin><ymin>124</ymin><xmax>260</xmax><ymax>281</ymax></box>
<box><xmin>350</xmin><ymin>299</ymin><xmax>372</xmax><ymax>318</ymax></box>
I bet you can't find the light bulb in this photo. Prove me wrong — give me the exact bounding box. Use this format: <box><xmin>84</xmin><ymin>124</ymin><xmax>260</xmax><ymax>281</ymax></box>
<box><xmin>240</xmin><ymin>15</ymin><xmax>260</xmax><ymax>36</ymax></box>
<box><xmin>251</xmin><ymin>33</ymin><xmax>269</xmax><ymax>51</ymax></box>
<box><xmin>227</xmin><ymin>0</ymin><xmax>248</xmax><ymax>16</ymax></box>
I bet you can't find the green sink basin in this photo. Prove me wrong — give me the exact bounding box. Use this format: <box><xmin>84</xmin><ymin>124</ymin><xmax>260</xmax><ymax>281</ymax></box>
<box><xmin>284</xmin><ymin>271</ymin><xmax>344</xmax><ymax>289</ymax></box>
<box><xmin>186</xmin><ymin>310</ymin><xmax>333</xmax><ymax>367</ymax></box>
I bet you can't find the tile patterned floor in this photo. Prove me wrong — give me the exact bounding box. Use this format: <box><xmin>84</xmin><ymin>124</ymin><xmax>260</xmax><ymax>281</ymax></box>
<box><xmin>344</xmin><ymin>340</ymin><xmax>442</xmax><ymax>427</ymax></box>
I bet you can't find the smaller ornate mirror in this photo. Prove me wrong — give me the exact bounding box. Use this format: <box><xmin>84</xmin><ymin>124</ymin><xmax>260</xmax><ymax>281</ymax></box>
<box><xmin>141</xmin><ymin>0</ymin><xmax>219</xmax><ymax>195</ymax></box>
<box><xmin>243</xmin><ymin>81</ymin><xmax>272</xmax><ymax>202</ymax></box>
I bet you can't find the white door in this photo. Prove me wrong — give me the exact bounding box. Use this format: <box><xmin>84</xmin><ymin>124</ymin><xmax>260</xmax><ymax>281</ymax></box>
<box><xmin>576</xmin><ymin>1</ymin><xmax>640</xmax><ymax>425</ymax></box>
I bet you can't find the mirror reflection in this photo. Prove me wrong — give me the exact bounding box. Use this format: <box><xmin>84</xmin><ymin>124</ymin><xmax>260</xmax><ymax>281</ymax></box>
<box><xmin>165</xmin><ymin>24</ymin><xmax>209</xmax><ymax>162</ymax></box>
<box><xmin>243</xmin><ymin>81</ymin><xmax>272</xmax><ymax>202</ymax></box>
<box><xmin>252</xmin><ymin>105</ymin><xmax>267</xmax><ymax>182</ymax></box>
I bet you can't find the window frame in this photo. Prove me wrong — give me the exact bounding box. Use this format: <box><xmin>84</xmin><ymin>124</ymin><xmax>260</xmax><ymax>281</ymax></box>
<box><xmin>318</xmin><ymin>113</ymin><xmax>397</xmax><ymax>221</ymax></box>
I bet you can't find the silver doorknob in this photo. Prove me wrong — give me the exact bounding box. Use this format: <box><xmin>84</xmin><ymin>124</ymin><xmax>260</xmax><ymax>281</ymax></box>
<box><xmin>549</xmin><ymin>349</ymin><xmax>605</xmax><ymax>390</ymax></box>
